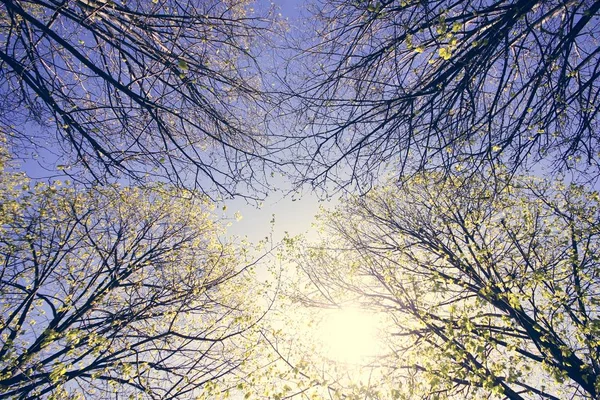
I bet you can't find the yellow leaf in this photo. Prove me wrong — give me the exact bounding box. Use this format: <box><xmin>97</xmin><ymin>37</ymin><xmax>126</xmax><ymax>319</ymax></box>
<box><xmin>439</xmin><ymin>47</ymin><xmax>452</xmax><ymax>60</ymax></box>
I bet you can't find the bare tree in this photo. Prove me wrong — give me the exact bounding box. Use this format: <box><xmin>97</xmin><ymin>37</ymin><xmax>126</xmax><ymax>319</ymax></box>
<box><xmin>0</xmin><ymin>157</ymin><xmax>266</xmax><ymax>398</ymax></box>
<box><xmin>0</xmin><ymin>0</ymin><xmax>278</xmax><ymax>198</ymax></box>
<box><xmin>292</xmin><ymin>173</ymin><xmax>600</xmax><ymax>399</ymax></box>
<box><xmin>285</xmin><ymin>0</ymin><xmax>600</xmax><ymax>192</ymax></box>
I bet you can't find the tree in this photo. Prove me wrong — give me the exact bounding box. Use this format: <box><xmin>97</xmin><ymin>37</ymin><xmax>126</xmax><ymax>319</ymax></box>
<box><xmin>0</xmin><ymin>145</ymin><xmax>266</xmax><ymax>398</ymax></box>
<box><xmin>0</xmin><ymin>0</ymin><xmax>278</xmax><ymax>198</ymax></box>
<box><xmin>291</xmin><ymin>173</ymin><xmax>600</xmax><ymax>399</ymax></box>
<box><xmin>286</xmin><ymin>0</ymin><xmax>600</xmax><ymax>192</ymax></box>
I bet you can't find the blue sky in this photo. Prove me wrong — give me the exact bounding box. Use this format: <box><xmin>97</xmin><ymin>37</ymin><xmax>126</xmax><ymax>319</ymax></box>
<box><xmin>13</xmin><ymin>0</ymin><xmax>330</xmax><ymax>245</ymax></box>
<box><xmin>222</xmin><ymin>0</ymin><xmax>334</xmax><ymax>242</ymax></box>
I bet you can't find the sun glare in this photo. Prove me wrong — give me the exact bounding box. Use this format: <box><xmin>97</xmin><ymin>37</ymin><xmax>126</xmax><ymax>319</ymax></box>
<box><xmin>317</xmin><ymin>307</ymin><xmax>382</xmax><ymax>364</ymax></box>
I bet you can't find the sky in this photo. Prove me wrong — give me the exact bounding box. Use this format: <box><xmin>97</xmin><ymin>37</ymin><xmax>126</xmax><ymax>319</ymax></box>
<box><xmin>223</xmin><ymin>181</ymin><xmax>332</xmax><ymax>242</ymax></box>
<box><xmin>4</xmin><ymin>1</ymin><xmax>600</xmax><ymax>399</ymax></box>
<box><xmin>14</xmin><ymin>0</ymin><xmax>330</xmax><ymax>246</ymax></box>
<box><xmin>219</xmin><ymin>0</ymin><xmax>339</xmax><ymax>243</ymax></box>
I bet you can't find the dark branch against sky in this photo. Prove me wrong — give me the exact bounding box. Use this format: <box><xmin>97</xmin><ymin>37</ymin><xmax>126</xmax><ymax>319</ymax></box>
<box><xmin>1</xmin><ymin>1</ymin><xmax>600</xmax><ymax>399</ymax></box>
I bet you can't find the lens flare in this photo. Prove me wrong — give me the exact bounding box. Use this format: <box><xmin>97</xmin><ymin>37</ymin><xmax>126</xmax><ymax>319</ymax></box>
<box><xmin>317</xmin><ymin>307</ymin><xmax>381</xmax><ymax>364</ymax></box>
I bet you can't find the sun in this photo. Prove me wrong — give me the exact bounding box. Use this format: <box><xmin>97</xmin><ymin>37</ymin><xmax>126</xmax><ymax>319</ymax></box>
<box><xmin>316</xmin><ymin>306</ymin><xmax>382</xmax><ymax>364</ymax></box>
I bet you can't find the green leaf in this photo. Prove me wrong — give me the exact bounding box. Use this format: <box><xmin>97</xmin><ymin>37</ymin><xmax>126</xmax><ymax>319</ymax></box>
<box><xmin>178</xmin><ymin>60</ymin><xmax>189</xmax><ymax>71</ymax></box>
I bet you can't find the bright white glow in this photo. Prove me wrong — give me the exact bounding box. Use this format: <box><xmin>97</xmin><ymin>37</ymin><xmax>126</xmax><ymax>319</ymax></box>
<box><xmin>317</xmin><ymin>307</ymin><xmax>381</xmax><ymax>364</ymax></box>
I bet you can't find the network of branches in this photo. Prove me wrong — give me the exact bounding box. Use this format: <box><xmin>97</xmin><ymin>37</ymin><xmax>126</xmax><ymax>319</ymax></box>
<box><xmin>0</xmin><ymin>160</ymin><xmax>263</xmax><ymax>398</ymax></box>
<box><xmin>293</xmin><ymin>173</ymin><xmax>600</xmax><ymax>399</ymax></box>
<box><xmin>0</xmin><ymin>0</ymin><xmax>278</xmax><ymax>198</ymax></box>
<box><xmin>287</xmin><ymin>0</ymin><xmax>600</xmax><ymax>192</ymax></box>
<box><xmin>1</xmin><ymin>0</ymin><xmax>600</xmax><ymax>399</ymax></box>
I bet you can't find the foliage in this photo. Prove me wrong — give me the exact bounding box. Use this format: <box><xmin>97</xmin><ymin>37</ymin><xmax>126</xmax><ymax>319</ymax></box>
<box><xmin>291</xmin><ymin>173</ymin><xmax>600</xmax><ymax>399</ymax></box>
<box><xmin>0</xmin><ymin>146</ymin><xmax>264</xmax><ymax>398</ymax></box>
<box><xmin>4</xmin><ymin>1</ymin><xmax>600</xmax><ymax>398</ymax></box>
<box><xmin>287</xmin><ymin>0</ymin><xmax>600</xmax><ymax>192</ymax></box>
<box><xmin>0</xmin><ymin>0</ymin><xmax>278</xmax><ymax>198</ymax></box>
